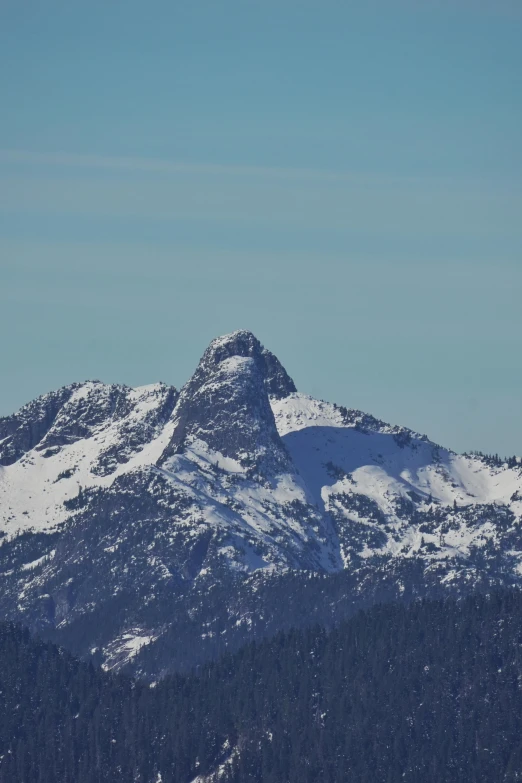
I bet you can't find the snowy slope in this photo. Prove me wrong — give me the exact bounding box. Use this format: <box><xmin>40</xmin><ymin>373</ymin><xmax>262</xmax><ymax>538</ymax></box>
<box><xmin>272</xmin><ymin>393</ymin><xmax>522</xmax><ymax>568</ymax></box>
<box><xmin>158</xmin><ymin>440</ymin><xmax>341</xmax><ymax>574</ymax></box>
<box><xmin>272</xmin><ymin>392</ymin><xmax>522</xmax><ymax>508</ymax></box>
<box><xmin>0</xmin><ymin>381</ymin><xmax>178</xmax><ymax>537</ymax></box>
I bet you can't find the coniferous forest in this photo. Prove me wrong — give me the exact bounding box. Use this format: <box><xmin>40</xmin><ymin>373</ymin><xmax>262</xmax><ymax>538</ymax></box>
<box><xmin>2</xmin><ymin>591</ymin><xmax>522</xmax><ymax>783</ymax></box>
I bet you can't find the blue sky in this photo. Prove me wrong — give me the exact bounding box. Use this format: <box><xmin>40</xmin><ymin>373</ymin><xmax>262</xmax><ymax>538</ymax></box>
<box><xmin>1</xmin><ymin>0</ymin><xmax>521</xmax><ymax>455</ymax></box>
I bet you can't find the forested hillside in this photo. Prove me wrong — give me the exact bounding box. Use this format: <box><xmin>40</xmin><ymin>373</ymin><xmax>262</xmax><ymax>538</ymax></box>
<box><xmin>2</xmin><ymin>591</ymin><xmax>522</xmax><ymax>782</ymax></box>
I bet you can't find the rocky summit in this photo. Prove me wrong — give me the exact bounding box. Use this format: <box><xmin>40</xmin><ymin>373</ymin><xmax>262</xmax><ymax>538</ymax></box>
<box><xmin>0</xmin><ymin>330</ymin><xmax>521</xmax><ymax>676</ymax></box>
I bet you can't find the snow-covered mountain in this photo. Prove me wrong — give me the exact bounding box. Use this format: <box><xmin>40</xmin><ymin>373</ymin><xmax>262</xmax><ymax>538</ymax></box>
<box><xmin>0</xmin><ymin>330</ymin><xmax>521</xmax><ymax>674</ymax></box>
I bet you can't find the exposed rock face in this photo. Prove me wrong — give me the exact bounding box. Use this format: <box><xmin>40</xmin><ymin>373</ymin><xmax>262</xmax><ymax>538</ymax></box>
<box><xmin>260</xmin><ymin>346</ymin><xmax>297</xmax><ymax>400</ymax></box>
<box><xmin>0</xmin><ymin>381</ymin><xmax>179</xmax><ymax>471</ymax></box>
<box><xmin>0</xmin><ymin>330</ymin><xmax>521</xmax><ymax>676</ymax></box>
<box><xmin>0</xmin><ymin>385</ymin><xmax>78</xmax><ymax>466</ymax></box>
<box><xmin>160</xmin><ymin>331</ymin><xmax>293</xmax><ymax>474</ymax></box>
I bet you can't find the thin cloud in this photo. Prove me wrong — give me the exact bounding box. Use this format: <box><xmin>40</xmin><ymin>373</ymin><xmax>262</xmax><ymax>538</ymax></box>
<box><xmin>0</xmin><ymin>148</ymin><xmax>481</xmax><ymax>189</ymax></box>
<box><xmin>0</xmin><ymin>148</ymin><xmax>352</xmax><ymax>184</ymax></box>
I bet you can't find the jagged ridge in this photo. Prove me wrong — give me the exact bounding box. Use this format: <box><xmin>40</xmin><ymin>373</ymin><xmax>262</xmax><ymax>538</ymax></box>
<box><xmin>0</xmin><ymin>330</ymin><xmax>521</xmax><ymax>675</ymax></box>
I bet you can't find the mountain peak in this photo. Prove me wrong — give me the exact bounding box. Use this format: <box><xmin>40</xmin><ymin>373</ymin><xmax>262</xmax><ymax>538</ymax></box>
<box><xmin>159</xmin><ymin>331</ymin><xmax>295</xmax><ymax>472</ymax></box>
<box><xmin>204</xmin><ymin>330</ymin><xmax>297</xmax><ymax>400</ymax></box>
<box><xmin>205</xmin><ymin>329</ymin><xmax>261</xmax><ymax>360</ymax></box>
